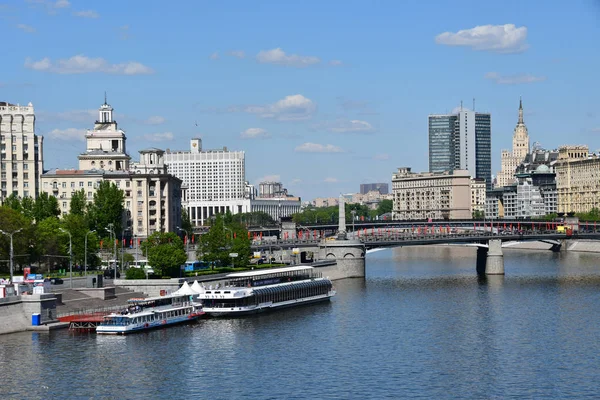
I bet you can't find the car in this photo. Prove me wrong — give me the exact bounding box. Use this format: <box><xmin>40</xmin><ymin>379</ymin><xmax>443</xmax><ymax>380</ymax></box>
<box><xmin>103</xmin><ymin>269</ymin><xmax>121</xmax><ymax>279</ymax></box>
<box><xmin>48</xmin><ymin>277</ymin><xmax>64</xmax><ymax>284</ymax></box>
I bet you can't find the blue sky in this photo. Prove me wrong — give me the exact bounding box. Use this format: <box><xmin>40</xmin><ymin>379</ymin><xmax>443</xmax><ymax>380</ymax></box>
<box><xmin>1</xmin><ymin>0</ymin><xmax>600</xmax><ymax>200</ymax></box>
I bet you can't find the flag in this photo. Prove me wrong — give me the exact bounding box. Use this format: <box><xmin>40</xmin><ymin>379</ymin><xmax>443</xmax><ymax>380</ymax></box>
<box><xmin>100</xmin><ymin>240</ymin><xmax>103</xmax><ymax>249</ymax></box>
<box><xmin>184</xmin><ymin>236</ymin><xmax>187</xmax><ymax>245</ymax></box>
<box><xmin>234</xmin><ymin>232</ymin><xmax>237</xmax><ymax>239</ymax></box>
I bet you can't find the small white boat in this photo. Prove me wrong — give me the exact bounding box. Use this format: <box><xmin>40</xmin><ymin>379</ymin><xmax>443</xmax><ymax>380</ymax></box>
<box><xmin>96</xmin><ymin>293</ymin><xmax>204</xmax><ymax>335</ymax></box>
<box><xmin>198</xmin><ymin>266</ymin><xmax>335</xmax><ymax>317</ymax></box>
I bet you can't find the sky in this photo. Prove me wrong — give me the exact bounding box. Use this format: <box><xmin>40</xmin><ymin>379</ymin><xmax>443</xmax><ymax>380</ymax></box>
<box><xmin>1</xmin><ymin>0</ymin><xmax>600</xmax><ymax>201</ymax></box>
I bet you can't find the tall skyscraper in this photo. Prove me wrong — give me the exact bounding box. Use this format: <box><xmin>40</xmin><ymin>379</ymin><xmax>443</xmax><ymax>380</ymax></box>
<box><xmin>496</xmin><ymin>98</ymin><xmax>530</xmax><ymax>188</ymax></box>
<box><xmin>428</xmin><ymin>106</ymin><xmax>492</xmax><ymax>189</ymax></box>
<box><xmin>0</xmin><ymin>101</ymin><xmax>44</xmax><ymax>201</ymax></box>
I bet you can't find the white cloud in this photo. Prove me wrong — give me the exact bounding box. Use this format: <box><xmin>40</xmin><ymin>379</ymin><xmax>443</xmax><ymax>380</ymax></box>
<box><xmin>256</xmin><ymin>48</ymin><xmax>320</xmax><ymax>67</ymax></box>
<box><xmin>17</xmin><ymin>24</ymin><xmax>35</xmax><ymax>33</ymax></box>
<box><xmin>47</xmin><ymin>128</ymin><xmax>85</xmax><ymax>142</ymax></box>
<box><xmin>24</xmin><ymin>55</ymin><xmax>154</xmax><ymax>75</ymax></box>
<box><xmin>324</xmin><ymin>177</ymin><xmax>338</xmax><ymax>183</ymax></box>
<box><xmin>209</xmin><ymin>52</ymin><xmax>219</xmax><ymax>60</ymax></box>
<box><xmin>72</xmin><ymin>10</ymin><xmax>99</xmax><ymax>18</ymax></box>
<box><xmin>295</xmin><ymin>142</ymin><xmax>344</xmax><ymax>153</ymax></box>
<box><xmin>258</xmin><ymin>174</ymin><xmax>281</xmax><ymax>183</ymax></box>
<box><xmin>141</xmin><ymin>132</ymin><xmax>174</xmax><ymax>142</ymax></box>
<box><xmin>144</xmin><ymin>116</ymin><xmax>166</xmax><ymax>125</ymax></box>
<box><xmin>244</xmin><ymin>94</ymin><xmax>316</xmax><ymax>121</ymax></box>
<box><xmin>37</xmin><ymin>109</ymin><xmax>97</xmax><ymax>123</ymax></box>
<box><xmin>229</xmin><ymin>50</ymin><xmax>245</xmax><ymax>59</ymax></box>
<box><xmin>241</xmin><ymin>128</ymin><xmax>270</xmax><ymax>139</ymax></box>
<box><xmin>327</xmin><ymin>119</ymin><xmax>374</xmax><ymax>133</ymax></box>
<box><xmin>329</xmin><ymin>60</ymin><xmax>343</xmax><ymax>66</ymax></box>
<box><xmin>54</xmin><ymin>0</ymin><xmax>70</xmax><ymax>8</ymax></box>
<box><xmin>373</xmin><ymin>153</ymin><xmax>389</xmax><ymax>161</ymax></box>
<box><xmin>435</xmin><ymin>24</ymin><xmax>529</xmax><ymax>53</ymax></box>
<box><xmin>485</xmin><ymin>72</ymin><xmax>546</xmax><ymax>85</ymax></box>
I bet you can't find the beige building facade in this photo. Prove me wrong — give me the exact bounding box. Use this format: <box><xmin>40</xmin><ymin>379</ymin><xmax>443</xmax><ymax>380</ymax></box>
<box><xmin>0</xmin><ymin>101</ymin><xmax>44</xmax><ymax>201</ymax></box>
<box><xmin>496</xmin><ymin>98</ymin><xmax>530</xmax><ymax>188</ymax></box>
<box><xmin>40</xmin><ymin>100</ymin><xmax>182</xmax><ymax>238</ymax></box>
<box><xmin>555</xmin><ymin>145</ymin><xmax>600</xmax><ymax>214</ymax></box>
<box><xmin>392</xmin><ymin>167</ymin><xmax>472</xmax><ymax>220</ymax></box>
<box><xmin>471</xmin><ymin>178</ymin><xmax>486</xmax><ymax>214</ymax></box>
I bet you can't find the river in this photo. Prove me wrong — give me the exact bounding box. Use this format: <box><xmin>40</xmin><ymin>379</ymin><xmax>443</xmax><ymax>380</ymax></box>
<box><xmin>1</xmin><ymin>246</ymin><xmax>600</xmax><ymax>399</ymax></box>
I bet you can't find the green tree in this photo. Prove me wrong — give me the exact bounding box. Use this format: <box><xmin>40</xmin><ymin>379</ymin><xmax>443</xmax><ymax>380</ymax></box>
<box><xmin>198</xmin><ymin>215</ymin><xmax>251</xmax><ymax>268</ymax></box>
<box><xmin>141</xmin><ymin>232</ymin><xmax>187</xmax><ymax>277</ymax></box>
<box><xmin>87</xmin><ymin>181</ymin><xmax>125</xmax><ymax>238</ymax></box>
<box><xmin>0</xmin><ymin>206</ymin><xmax>35</xmax><ymax>275</ymax></box>
<box><xmin>33</xmin><ymin>217</ymin><xmax>63</xmax><ymax>273</ymax></box>
<box><xmin>60</xmin><ymin>213</ymin><xmax>99</xmax><ymax>269</ymax></box>
<box><xmin>232</xmin><ymin>211</ymin><xmax>275</xmax><ymax>226</ymax></box>
<box><xmin>126</xmin><ymin>267</ymin><xmax>147</xmax><ymax>279</ymax></box>
<box><xmin>21</xmin><ymin>196</ymin><xmax>35</xmax><ymax>221</ymax></box>
<box><xmin>3</xmin><ymin>193</ymin><xmax>22</xmax><ymax>212</ymax></box>
<box><xmin>472</xmin><ymin>210</ymin><xmax>485</xmax><ymax>220</ymax></box>
<box><xmin>227</xmin><ymin>222</ymin><xmax>251</xmax><ymax>268</ymax></box>
<box><xmin>34</xmin><ymin>192</ymin><xmax>60</xmax><ymax>222</ymax></box>
<box><xmin>69</xmin><ymin>189</ymin><xmax>87</xmax><ymax>217</ymax></box>
<box><xmin>376</xmin><ymin>199</ymin><xmax>393</xmax><ymax>216</ymax></box>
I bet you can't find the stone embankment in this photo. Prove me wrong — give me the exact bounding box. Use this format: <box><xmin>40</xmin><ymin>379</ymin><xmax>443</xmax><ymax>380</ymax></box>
<box><xmin>506</xmin><ymin>239</ymin><xmax>600</xmax><ymax>253</ymax></box>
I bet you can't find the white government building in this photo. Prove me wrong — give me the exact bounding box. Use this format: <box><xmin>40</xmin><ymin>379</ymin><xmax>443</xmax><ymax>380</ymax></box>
<box><xmin>164</xmin><ymin>139</ymin><xmax>301</xmax><ymax>226</ymax></box>
<box><xmin>40</xmin><ymin>100</ymin><xmax>182</xmax><ymax>238</ymax></box>
<box><xmin>0</xmin><ymin>101</ymin><xmax>44</xmax><ymax>201</ymax></box>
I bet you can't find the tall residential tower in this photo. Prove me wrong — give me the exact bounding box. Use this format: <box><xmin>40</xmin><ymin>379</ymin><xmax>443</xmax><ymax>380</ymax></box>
<box><xmin>0</xmin><ymin>101</ymin><xmax>44</xmax><ymax>201</ymax></box>
<box><xmin>428</xmin><ymin>106</ymin><xmax>492</xmax><ymax>189</ymax></box>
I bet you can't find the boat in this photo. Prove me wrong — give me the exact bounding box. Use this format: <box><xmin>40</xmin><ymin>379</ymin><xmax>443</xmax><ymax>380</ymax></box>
<box><xmin>96</xmin><ymin>293</ymin><xmax>204</xmax><ymax>335</ymax></box>
<box><xmin>198</xmin><ymin>266</ymin><xmax>336</xmax><ymax>317</ymax></box>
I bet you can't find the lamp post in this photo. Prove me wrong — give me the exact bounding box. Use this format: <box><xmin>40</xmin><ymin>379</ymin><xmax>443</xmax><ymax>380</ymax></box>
<box><xmin>351</xmin><ymin>210</ymin><xmax>356</xmax><ymax>234</ymax></box>
<box><xmin>177</xmin><ymin>226</ymin><xmax>190</xmax><ymax>261</ymax></box>
<box><xmin>84</xmin><ymin>230</ymin><xmax>96</xmax><ymax>277</ymax></box>
<box><xmin>59</xmin><ymin>228</ymin><xmax>73</xmax><ymax>289</ymax></box>
<box><xmin>0</xmin><ymin>228</ymin><xmax>23</xmax><ymax>284</ymax></box>
<box><xmin>105</xmin><ymin>223</ymin><xmax>117</xmax><ymax>280</ymax></box>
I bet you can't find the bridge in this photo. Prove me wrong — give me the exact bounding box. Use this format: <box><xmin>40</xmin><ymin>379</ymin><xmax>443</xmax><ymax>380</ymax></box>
<box><xmin>250</xmin><ymin>221</ymin><xmax>600</xmax><ymax>277</ymax></box>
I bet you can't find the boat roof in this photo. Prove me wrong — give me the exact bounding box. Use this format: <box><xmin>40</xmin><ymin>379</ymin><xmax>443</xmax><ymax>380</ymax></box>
<box><xmin>227</xmin><ymin>266</ymin><xmax>314</xmax><ymax>278</ymax></box>
<box><xmin>127</xmin><ymin>293</ymin><xmax>188</xmax><ymax>303</ymax></box>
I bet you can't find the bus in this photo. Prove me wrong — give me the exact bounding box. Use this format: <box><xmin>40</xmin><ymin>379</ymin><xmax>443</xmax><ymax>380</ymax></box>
<box><xmin>184</xmin><ymin>260</ymin><xmax>210</xmax><ymax>272</ymax></box>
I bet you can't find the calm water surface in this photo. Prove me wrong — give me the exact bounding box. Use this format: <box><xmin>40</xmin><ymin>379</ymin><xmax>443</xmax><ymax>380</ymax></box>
<box><xmin>2</xmin><ymin>246</ymin><xmax>600</xmax><ymax>399</ymax></box>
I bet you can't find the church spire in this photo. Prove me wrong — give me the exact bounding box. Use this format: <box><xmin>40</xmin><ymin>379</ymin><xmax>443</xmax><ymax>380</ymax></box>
<box><xmin>104</xmin><ymin>91</ymin><xmax>107</xmax><ymax>105</ymax></box>
<box><xmin>518</xmin><ymin>96</ymin><xmax>524</xmax><ymax>125</ymax></box>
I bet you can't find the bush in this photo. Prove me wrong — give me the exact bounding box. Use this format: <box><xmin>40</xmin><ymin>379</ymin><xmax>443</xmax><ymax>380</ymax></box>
<box><xmin>125</xmin><ymin>268</ymin><xmax>147</xmax><ymax>280</ymax></box>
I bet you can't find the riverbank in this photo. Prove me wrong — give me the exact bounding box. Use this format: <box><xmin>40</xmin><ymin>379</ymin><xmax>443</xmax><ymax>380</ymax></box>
<box><xmin>504</xmin><ymin>239</ymin><xmax>600</xmax><ymax>253</ymax></box>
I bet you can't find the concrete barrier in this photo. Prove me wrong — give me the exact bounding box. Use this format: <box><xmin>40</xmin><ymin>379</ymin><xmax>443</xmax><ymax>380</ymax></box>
<box><xmin>0</xmin><ymin>294</ymin><xmax>59</xmax><ymax>335</ymax></box>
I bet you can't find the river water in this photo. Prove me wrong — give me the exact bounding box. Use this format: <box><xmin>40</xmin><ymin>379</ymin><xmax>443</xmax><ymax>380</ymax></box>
<box><xmin>2</xmin><ymin>246</ymin><xmax>600</xmax><ymax>399</ymax></box>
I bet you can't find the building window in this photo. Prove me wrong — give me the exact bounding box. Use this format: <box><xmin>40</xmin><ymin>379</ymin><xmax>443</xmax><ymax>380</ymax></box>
<box><xmin>80</xmin><ymin>182</ymin><xmax>84</xmax><ymax>187</ymax></box>
<box><xmin>62</xmin><ymin>182</ymin><xmax>66</xmax><ymax>188</ymax></box>
<box><xmin>62</xmin><ymin>202</ymin><xmax>67</xmax><ymax>208</ymax></box>
<box><xmin>88</xmin><ymin>192</ymin><xmax>92</xmax><ymax>198</ymax></box>
<box><xmin>71</xmin><ymin>182</ymin><xmax>75</xmax><ymax>188</ymax></box>
<box><xmin>23</xmin><ymin>164</ymin><xmax>28</xmax><ymax>170</ymax></box>
<box><xmin>88</xmin><ymin>182</ymin><xmax>92</xmax><ymax>187</ymax></box>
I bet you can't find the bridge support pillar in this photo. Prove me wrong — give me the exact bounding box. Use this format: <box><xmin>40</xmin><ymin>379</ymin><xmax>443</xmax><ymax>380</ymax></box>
<box><xmin>485</xmin><ymin>239</ymin><xmax>504</xmax><ymax>275</ymax></box>
<box><xmin>318</xmin><ymin>239</ymin><xmax>365</xmax><ymax>280</ymax></box>
<box><xmin>476</xmin><ymin>247</ymin><xmax>488</xmax><ymax>275</ymax></box>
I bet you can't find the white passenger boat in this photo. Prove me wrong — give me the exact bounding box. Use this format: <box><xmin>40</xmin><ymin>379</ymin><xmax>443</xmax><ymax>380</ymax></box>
<box><xmin>198</xmin><ymin>266</ymin><xmax>335</xmax><ymax>317</ymax></box>
<box><xmin>96</xmin><ymin>294</ymin><xmax>204</xmax><ymax>335</ymax></box>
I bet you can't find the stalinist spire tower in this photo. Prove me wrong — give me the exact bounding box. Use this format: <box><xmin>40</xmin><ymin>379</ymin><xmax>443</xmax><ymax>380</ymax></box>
<box><xmin>496</xmin><ymin>97</ymin><xmax>530</xmax><ymax>188</ymax></box>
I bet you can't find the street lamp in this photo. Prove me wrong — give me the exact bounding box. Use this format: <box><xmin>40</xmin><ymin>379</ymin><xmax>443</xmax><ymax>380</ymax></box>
<box><xmin>177</xmin><ymin>226</ymin><xmax>190</xmax><ymax>261</ymax></box>
<box><xmin>0</xmin><ymin>228</ymin><xmax>23</xmax><ymax>284</ymax></box>
<box><xmin>105</xmin><ymin>223</ymin><xmax>117</xmax><ymax>280</ymax></box>
<box><xmin>351</xmin><ymin>210</ymin><xmax>356</xmax><ymax>234</ymax></box>
<box><xmin>84</xmin><ymin>230</ymin><xmax>96</xmax><ymax>277</ymax></box>
<box><xmin>59</xmin><ymin>228</ymin><xmax>73</xmax><ymax>289</ymax></box>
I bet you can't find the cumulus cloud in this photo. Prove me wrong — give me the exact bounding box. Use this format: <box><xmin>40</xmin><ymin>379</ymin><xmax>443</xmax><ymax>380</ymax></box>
<box><xmin>144</xmin><ymin>116</ymin><xmax>166</xmax><ymax>125</ymax></box>
<box><xmin>37</xmin><ymin>109</ymin><xmax>97</xmax><ymax>123</ymax></box>
<box><xmin>295</xmin><ymin>142</ymin><xmax>344</xmax><ymax>153</ymax></box>
<box><xmin>256</xmin><ymin>48</ymin><xmax>320</xmax><ymax>67</ymax></box>
<box><xmin>324</xmin><ymin>177</ymin><xmax>338</xmax><ymax>183</ymax></box>
<box><xmin>485</xmin><ymin>72</ymin><xmax>546</xmax><ymax>85</ymax></box>
<box><xmin>24</xmin><ymin>55</ymin><xmax>154</xmax><ymax>75</ymax></box>
<box><xmin>141</xmin><ymin>132</ymin><xmax>174</xmax><ymax>142</ymax></box>
<box><xmin>327</xmin><ymin>119</ymin><xmax>375</xmax><ymax>133</ymax></box>
<box><xmin>245</xmin><ymin>94</ymin><xmax>316</xmax><ymax>121</ymax></box>
<box><xmin>240</xmin><ymin>128</ymin><xmax>270</xmax><ymax>139</ymax></box>
<box><xmin>72</xmin><ymin>10</ymin><xmax>99</xmax><ymax>18</ymax></box>
<box><xmin>17</xmin><ymin>24</ymin><xmax>36</xmax><ymax>33</ymax></box>
<box><xmin>435</xmin><ymin>24</ymin><xmax>529</xmax><ymax>53</ymax></box>
<box><xmin>229</xmin><ymin>50</ymin><xmax>245</xmax><ymax>59</ymax></box>
<box><xmin>26</xmin><ymin>0</ymin><xmax>70</xmax><ymax>14</ymax></box>
<box><xmin>47</xmin><ymin>128</ymin><xmax>86</xmax><ymax>142</ymax></box>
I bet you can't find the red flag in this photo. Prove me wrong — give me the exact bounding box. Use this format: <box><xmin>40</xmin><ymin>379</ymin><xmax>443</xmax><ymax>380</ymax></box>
<box><xmin>184</xmin><ymin>236</ymin><xmax>187</xmax><ymax>244</ymax></box>
<box><xmin>122</xmin><ymin>239</ymin><xmax>126</xmax><ymax>246</ymax></box>
<box><xmin>260</xmin><ymin>232</ymin><xmax>263</xmax><ymax>239</ymax></box>
<box><xmin>248</xmin><ymin>231</ymin><xmax>251</xmax><ymax>239</ymax></box>
<box><xmin>115</xmin><ymin>239</ymin><xmax>118</xmax><ymax>246</ymax></box>
<box><xmin>192</xmin><ymin>235</ymin><xmax>195</xmax><ymax>243</ymax></box>
<box><xmin>129</xmin><ymin>239</ymin><xmax>133</xmax><ymax>246</ymax></box>
<box><xmin>234</xmin><ymin>232</ymin><xmax>237</xmax><ymax>239</ymax></box>
<box><xmin>138</xmin><ymin>238</ymin><xmax>141</xmax><ymax>245</ymax></box>
<box><xmin>100</xmin><ymin>240</ymin><xmax>103</xmax><ymax>249</ymax></box>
